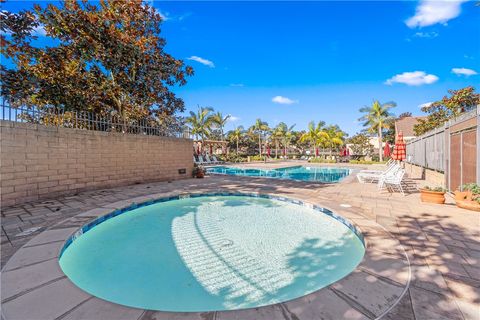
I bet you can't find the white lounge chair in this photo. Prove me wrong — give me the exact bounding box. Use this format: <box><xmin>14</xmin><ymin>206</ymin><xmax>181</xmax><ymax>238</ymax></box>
<box><xmin>357</xmin><ymin>163</ymin><xmax>400</xmax><ymax>183</ymax></box>
<box><xmin>194</xmin><ymin>156</ymin><xmax>199</xmax><ymax>165</ymax></box>
<box><xmin>211</xmin><ymin>155</ymin><xmax>223</xmax><ymax>164</ymax></box>
<box><xmin>378</xmin><ymin>168</ymin><xmax>406</xmax><ymax>195</ymax></box>
<box><xmin>358</xmin><ymin>159</ymin><xmax>396</xmax><ymax>175</ymax></box>
<box><xmin>205</xmin><ymin>155</ymin><xmax>218</xmax><ymax>165</ymax></box>
<box><xmin>197</xmin><ymin>155</ymin><xmax>208</xmax><ymax>165</ymax></box>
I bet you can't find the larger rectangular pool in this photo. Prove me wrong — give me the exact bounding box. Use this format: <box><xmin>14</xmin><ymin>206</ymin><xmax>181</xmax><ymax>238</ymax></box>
<box><xmin>206</xmin><ymin>165</ymin><xmax>352</xmax><ymax>183</ymax></box>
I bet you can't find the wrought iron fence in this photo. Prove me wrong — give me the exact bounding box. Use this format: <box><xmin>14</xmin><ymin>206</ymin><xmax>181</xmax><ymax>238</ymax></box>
<box><xmin>0</xmin><ymin>101</ymin><xmax>191</xmax><ymax>139</ymax></box>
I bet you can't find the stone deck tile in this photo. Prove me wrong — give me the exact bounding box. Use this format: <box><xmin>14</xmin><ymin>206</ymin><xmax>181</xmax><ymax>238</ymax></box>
<box><xmin>2</xmin><ymin>278</ymin><xmax>91</xmax><ymax>320</ymax></box>
<box><xmin>61</xmin><ymin>297</ymin><xmax>145</xmax><ymax>320</ymax></box>
<box><xmin>1</xmin><ymin>258</ymin><xmax>65</xmax><ymax>301</ymax></box>
<box><xmin>330</xmin><ymin>269</ymin><xmax>405</xmax><ymax>319</ymax></box>
<box><xmin>282</xmin><ymin>288</ymin><xmax>370</xmax><ymax>320</ymax></box>
<box><xmin>409</xmin><ymin>286</ymin><xmax>464</xmax><ymax>320</ymax></box>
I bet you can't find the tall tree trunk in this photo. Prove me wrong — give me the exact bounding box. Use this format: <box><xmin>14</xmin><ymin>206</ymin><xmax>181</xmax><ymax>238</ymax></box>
<box><xmin>258</xmin><ymin>133</ymin><xmax>262</xmax><ymax>156</ymax></box>
<box><xmin>378</xmin><ymin>126</ymin><xmax>383</xmax><ymax>162</ymax></box>
<box><xmin>275</xmin><ymin>140</ymin><xmax>278</xmax><ymax>158</ymax></box>
<box><xmin>236</xmin><ymin>138</ymin><xmax>239</xmax><ymax>154</ymax></box>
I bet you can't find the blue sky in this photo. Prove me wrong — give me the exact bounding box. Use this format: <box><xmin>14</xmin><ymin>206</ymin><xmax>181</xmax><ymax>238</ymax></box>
<box><xmin>2</xmin><ymin>1</ymin><xmax>479</xmax><ymax>135</ymax></box>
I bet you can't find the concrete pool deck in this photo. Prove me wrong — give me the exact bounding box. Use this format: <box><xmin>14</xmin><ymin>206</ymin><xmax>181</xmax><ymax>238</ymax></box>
<box><xmin>1</xmin><ymin>162</ymin><xmax>479</xmax><ymax>320</ymax></box>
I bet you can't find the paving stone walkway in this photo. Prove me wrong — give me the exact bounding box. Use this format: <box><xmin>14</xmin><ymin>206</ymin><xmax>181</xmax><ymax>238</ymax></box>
<box><xmin>1</xmin><ymin>163</ymin><xmax>479</xmax><ymax>320</ymax></box>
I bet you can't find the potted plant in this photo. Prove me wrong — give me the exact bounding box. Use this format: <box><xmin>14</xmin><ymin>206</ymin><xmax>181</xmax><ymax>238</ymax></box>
<box><xmin>455</xmin><ymin>183</ymin><xmax>480</xmax><ymax>212</ymax></box>
<box><xmin>193</xmin><ymin>165</ymin><xmax>206</xmax><ymax>178</ymax></box>
<box><xmin>420</xmin><ymin>186</ymin><xmax>446</xmax><ymax>204</ymax></box>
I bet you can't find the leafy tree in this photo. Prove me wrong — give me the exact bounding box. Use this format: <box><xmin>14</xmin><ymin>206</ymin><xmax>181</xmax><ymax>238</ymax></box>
<box><xmin>359</xmin><ymin>100</ymin><xmax>396</xmax><ymax>162</ymax></box>
<box><xmin>398</xmin><ymin>112</ymin><xmax>412</xmax><ymax>119</ymax></box>
<box><xmin>347</xmin><ymin>133</ymin><xmax>373</xmax><ymax>156</ymax></box>
<box><xmin>414</xmin><ymin>86</ymin><xmax>480</xmax><ymax>135</ymax></box>
<box><xmin>185</xmin><ymin>106</ymin><xmax>214</xmax><ymax>142</ymax></box>
<box><xmin>249</xmin><ymin>118</ymin><xmax>270</xmax><ymax>156</ymax></box>
<box><xmin>1</xmin><ymin>0</ymin><xmax>193</xmax><ymax>128</ymax></box>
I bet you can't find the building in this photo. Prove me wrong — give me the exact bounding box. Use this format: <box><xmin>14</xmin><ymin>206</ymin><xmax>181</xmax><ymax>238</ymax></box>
<box><xmin>394</xmin><ymin>116</ymin><xmax>426</xmax><ymax>142</ymax></box>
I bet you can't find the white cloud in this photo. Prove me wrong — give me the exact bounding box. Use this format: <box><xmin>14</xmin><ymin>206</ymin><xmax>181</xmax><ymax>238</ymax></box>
<box><xmin>451</xmin><ymin>67</ymin><xmax>478</xmax><ymax>76</ymax></box>
<box><xmin>187</xmin><ymin>56</ymin><xmax>215</xmax><ymax>68</ymax></box>
<box><xmin>385</xmin><ymin>71</ymin><xmax>439</xmax><ymax>86</ymax></box>
<box><xmin>413</xmin><ymin>31</ymin><xmax>439</xmax><ymax>38</ymax></box>
<box><xmin>229</xmin><ymin>83</ymin><xmax>244</xmax><ymax>87</ymax></box>
<box><xmin>418</xmin><ymin>102</ymin><xmax>433</xmax><ymax>109</ymax></box>
<box><xmin>228</xmin><ymin>116</ymin><xmax>240</xmax><ymax>122</ymax></box>
<box><xmin>406</xmin><ymin>0</ymin><xmax>468</xmax><ymax>28</ymax></box>
<box><xmin>33</xmin><ymin>25</ymin><xmax>46</xmax><ymax>36</ymax></box>
<box><xmin>272</xmin><ymin>96</ymin><xmax>298</xmax><ymax>105</ymax></box>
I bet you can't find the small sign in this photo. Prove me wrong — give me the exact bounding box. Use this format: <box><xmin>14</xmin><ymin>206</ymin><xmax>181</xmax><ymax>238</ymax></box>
<box><xmin>178</xmin><ymin>168</ymin><xmax>186</xmax><ymax>174</ymax></box>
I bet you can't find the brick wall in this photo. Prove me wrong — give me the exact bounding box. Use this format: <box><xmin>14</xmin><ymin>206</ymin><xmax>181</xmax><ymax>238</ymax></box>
<box><xmin>0</xmin><ymin>121</ymin><xmax>193</xmax><ymax>207</ymax></box>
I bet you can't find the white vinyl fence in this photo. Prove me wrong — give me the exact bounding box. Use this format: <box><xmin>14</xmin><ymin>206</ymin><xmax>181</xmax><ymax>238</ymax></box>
<box><xmin>406</xmin><ymin>128</ymin><xmax>445</xmax><ymax>172</ymax></box>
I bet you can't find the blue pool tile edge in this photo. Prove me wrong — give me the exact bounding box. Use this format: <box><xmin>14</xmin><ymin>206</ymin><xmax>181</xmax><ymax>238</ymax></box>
<box><xmin>59</xmin><ymin>192</ymin><xmax>365</xmax><ymax>259</ymax></box>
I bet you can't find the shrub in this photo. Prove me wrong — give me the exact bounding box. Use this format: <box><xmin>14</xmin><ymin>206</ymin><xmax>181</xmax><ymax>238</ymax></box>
<box><xmin>217</xmin><ymin>153</ymin><xmax>247</xmax><ymax>163</ymax></box>
<box><xmin>423</xmin><ymin>186</ymin><xmax>446</xmax><ymax>193</ymax></box>
<box><xmin>309</xmin><ymin>158</ymin><xmax>336</xmax><ymax>163</ymax></box>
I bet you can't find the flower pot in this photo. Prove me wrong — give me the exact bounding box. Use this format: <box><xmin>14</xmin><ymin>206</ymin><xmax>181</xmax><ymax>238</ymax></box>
<box><xmin>420</xmin><ymin>189</ymin><xmax>445</xmax><ymax>204</ymax></box>
<box><xmin>454</xmin><ymin>190</ymin><xmax>473</xmax><ymax>201</ymax></box>
<box><xmin>456</xmin><ymin>200</ymin><xmax>480</xmax><ymax>212</ymax></box>
<box><xmin>196</xmin><ymin>172</ymin><xmax>205</xmax><ymax>179</ymax></box>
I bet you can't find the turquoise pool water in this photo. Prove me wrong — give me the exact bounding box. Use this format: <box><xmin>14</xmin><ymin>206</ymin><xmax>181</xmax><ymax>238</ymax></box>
<box><xmin>206</xmin><ymin>165</ymin><xmax>351</xmax><ymax>183</ymax></box>
<box><xmin>59</xmin><ymin>195</ymin><xmax>365</xmax><ymax>312</ymax></box>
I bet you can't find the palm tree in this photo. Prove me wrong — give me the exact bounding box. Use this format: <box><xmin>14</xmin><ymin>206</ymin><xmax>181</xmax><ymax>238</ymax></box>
<box><xmin>228</xmin><ymin>126</ymin><xmax>244</xmax><ymax>154</ymax></box>
<box><xmin>322</xmin><ymin>125</ymin><xmax>346</xmax><ymax>155</ymax></box>
<box><xmin>185</xmin><ymin>106</ymin><xmax>215</xmax><ymax>143</ymax></box>
<box><xmin>212</xmin><ymin>112</ymin><xmax>231</xmax><ymax>140</ymax></box>
<box><xmin>300</xmin><ymin>121</ymin><xmax>327</xmax><ymax>157</ymax></box>
<box><xmin>282</xmin><ymin>124</ymin><xmax>296</xmax><ymax>156</ymax></box>
<box><xmin>272</xmin><ymin>122</ymin><xmax>287</xmax><ymax>158</ymax></box>
<box><xmin>249</xmin><ymin>118</ymin><xmax>269</xmax><ymax>156</ymax></box>
<box><xmin>359</xmin><ymin>100</ymin><xmax>396</xmax><ymax>161</ymax></box>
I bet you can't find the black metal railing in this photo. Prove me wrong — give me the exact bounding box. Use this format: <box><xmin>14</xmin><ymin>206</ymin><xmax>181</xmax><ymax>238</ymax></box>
<box><xmin>0</xmin><ymin>101</ymin><xmax>191</xmax><ymax>139</ymax></box>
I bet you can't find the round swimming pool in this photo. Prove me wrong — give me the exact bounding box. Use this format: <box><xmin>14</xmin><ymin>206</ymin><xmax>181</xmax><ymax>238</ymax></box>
<box><xmin>59</xmin><ymin>194</ymin><xmax>365</xmax><ymax>312</ymax></box>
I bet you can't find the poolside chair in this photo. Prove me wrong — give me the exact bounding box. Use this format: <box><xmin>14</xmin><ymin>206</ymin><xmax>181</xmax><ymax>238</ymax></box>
<box><xmin>204</xmin><ymin>155</ymin><xmax>218</xmax><ymax>165</ymax></box>
<box><xmin>356</xmin><ymin>163</ymin><xmax>400</xmax><ymax>183</ymax></box>
<box><xmin>194</xmin><ymin>156</ymin><xmax>200</xmax><ymax>165</ymax></box>
<box><xmin>359</xmin><ymin>161</ymin><xmax>398</xmax><ymax>174</ymax></box>
<box><xmin>197</xmin><ymin>155</ymin><xmax>207</xmax><ymax>165</ymax></box>
<box><xmin>211</xmin><ymin>155</ymin><xmax>223</xmax><ymax>164</ymax></box>
<box><xmin>378</xmin><ymin>168</ymin><xmax>406</xmax><ymax>196</ymax></box>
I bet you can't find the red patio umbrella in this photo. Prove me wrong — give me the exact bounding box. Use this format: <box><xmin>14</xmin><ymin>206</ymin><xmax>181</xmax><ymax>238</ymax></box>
<box><xmin>315</xmin><ymin>147</ymin><xmax>319</xmax><ymax>157</ymax></box>
<box><xmin>383</xmin><ymin>143</ymin><xmax>391</xmax><ymax>158</ymax></box>
<box><xmin>267</xmin><ymin>146</ymin><xmax>271</xmax><ymax>157</ymax></box>
<box><xmin>392</xmin><ymin>132</ymin><xmax>406</xmax><ymax>161</ymax></box>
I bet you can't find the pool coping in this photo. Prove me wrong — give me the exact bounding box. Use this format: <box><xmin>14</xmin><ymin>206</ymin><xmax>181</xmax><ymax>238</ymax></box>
<box><xmin>1</xmin><ymin>191</ymin><xmax>411</xmax><ymax>320</ymax></box>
